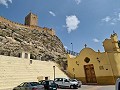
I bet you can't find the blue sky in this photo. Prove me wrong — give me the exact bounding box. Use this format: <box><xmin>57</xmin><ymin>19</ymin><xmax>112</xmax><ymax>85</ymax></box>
<box><xmin>1</xmin><ymin>0</ymin><xmax>120</xmax><ymax>53</ymax></box>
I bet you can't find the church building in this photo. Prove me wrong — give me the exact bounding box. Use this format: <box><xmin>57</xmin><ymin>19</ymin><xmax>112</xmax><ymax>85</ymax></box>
<box><xmin>67</xmin><ymin>33</ymin><xmax>120</xmax><ymax>85</ymax></box>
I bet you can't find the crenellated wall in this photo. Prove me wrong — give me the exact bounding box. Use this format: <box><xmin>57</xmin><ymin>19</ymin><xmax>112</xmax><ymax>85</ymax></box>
<box><xmin>0</xmin><ymin>16</ymin><xmax>55</xmax><ymax>36</ymax></box>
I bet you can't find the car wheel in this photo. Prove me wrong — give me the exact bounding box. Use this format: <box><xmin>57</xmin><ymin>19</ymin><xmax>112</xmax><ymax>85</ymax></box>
<box><xmin>57</xmin><ymin>84</ymin><xmax>59</xmax><ymax>88</ymax></box>
<box><xmin>79</xmin><ymin>85</ymin><xmax>81</xmax><ymax>88</ymax></box>
<box><xmin>70</xmin><ymin>85</ymin><xmax>74</xmax><ymax>89</ymax></box>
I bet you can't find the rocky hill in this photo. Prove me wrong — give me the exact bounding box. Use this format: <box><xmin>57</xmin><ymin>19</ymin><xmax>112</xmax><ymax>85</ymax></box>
<box><xmin>0</xmin><ymin>22</ymin><xmax>67</xmax><ymax>64</ymax></box>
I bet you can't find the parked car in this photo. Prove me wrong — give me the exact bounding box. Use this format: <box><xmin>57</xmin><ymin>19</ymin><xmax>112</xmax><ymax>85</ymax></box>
<box><xmin>69</xmin><ymin>79</ymin><xmax>82</xmax><ymax>88</ymax></box>
<box><xmin>39</xmin><ymin>80</ymin><xmax>57</xmax><ymax>90</ymax></box>
<box><xmin>13</xmin><ymin>82</ymin><xmax>44</xmax><ymax>90</ymax></box>
<box><xmin>116</xmin><ymin>78</ymin><xmax>120</xmax><ymax>90</ymax></box>
<box><xmin>54</xmin><ymin>78</ymin><xmax>78</xmax><ymax>89</ymax></box>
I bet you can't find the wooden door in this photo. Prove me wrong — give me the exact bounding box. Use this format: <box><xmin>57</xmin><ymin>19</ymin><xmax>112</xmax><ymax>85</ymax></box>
<box><xmin>84</xmin><ymin>64</ymin><xmax>97</xmax><ymax>83</ymax></box>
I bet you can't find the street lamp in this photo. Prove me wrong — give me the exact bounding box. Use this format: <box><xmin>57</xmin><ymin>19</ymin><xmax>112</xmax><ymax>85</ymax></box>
<box><xmin>71</xmin><ymin>43</ymin><xmax>73</xmax><ymax>51</ymax></box>
<box><xmin>53</xmin><ymin>66</ymin><xmax>55</xmax><ymax>80</ymax></box>
<box><xmin>71</xmin><ymin>43</ymin><xmax>73</xmax><ymax>55</ymax></box>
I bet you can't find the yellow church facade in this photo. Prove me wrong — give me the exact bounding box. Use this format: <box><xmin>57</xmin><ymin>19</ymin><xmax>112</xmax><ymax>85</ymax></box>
<box><xmin>67</xmin><ymin>33</ymin><xmax>120</xmax><ymax>85</ymax></box>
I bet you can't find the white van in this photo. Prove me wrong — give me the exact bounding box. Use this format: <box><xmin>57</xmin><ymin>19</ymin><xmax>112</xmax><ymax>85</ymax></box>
<box><xmin>54</xmin><ymin>78</ymin><xmax>78</xmax><ymax>89</ymax></box>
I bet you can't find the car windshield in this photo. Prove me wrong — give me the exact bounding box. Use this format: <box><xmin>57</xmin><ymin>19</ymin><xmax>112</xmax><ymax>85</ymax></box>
<box><xmin>49</xmin><ymin>80</ymin><xmax>54</xmax><ymax>84</ymax></box>
<box><xmin>64</xmin><ymin>79</ymin><xmax>69</xmax><ymax>82</ymax></box>
<box><xmin>55</xmin><ymin>78</ymin><xmax>63</xmax><ymax>81</ymax></box>
<box><xmin>19</xmin><ymin>83</ymin><xmax>25</xmax><ymax>87</ymax></box>
<box><xmin>70</xmin><ymin>79</ymin><xmax>77</xmax><ymax>82</ymax></box>
<box><xmin>30</xmin><ymin>82</ymin><xmax>40</xmax><ymax>86</ymax></box>
<box><xmin>41</xmin><ymin>80</ymin><xmax>55</xmax><ymax>85</ymax></box>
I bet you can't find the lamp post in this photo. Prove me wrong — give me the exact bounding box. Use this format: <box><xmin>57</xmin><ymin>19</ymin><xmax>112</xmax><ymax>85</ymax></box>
<box><xmin>73</xmin><ymin>68</ymin><xmax>75</xmax><ymax>79</ymax></box>
<box><xmin>71</xmin><ymin>43</ymin><xmax>73</xmax><ymax>51</ymax></box>
<box><xmin>71</xmin><ymin>43</ymin><xmax>73</xmax><ymax>55</ymax></box>
<box><xmin>53</xmin><ymin>66</ymin><xmax>55</xmax><ymax>80</ymax></box>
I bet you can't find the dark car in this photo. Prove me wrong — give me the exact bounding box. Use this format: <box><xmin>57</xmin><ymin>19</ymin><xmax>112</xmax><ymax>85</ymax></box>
<box><xmin>116</xmin><ymin>78</ymin><xmax>120</xmax><ymax>90</ymax></box>
<box><xmin>39</xmin><ymin>80</ymin><xmax>57</xmax><ymax>90</ymax></box>
<box><xmin>13</xmin><ymin>82</ymin><xmax>44</xmax><ymax>90</ymax></box>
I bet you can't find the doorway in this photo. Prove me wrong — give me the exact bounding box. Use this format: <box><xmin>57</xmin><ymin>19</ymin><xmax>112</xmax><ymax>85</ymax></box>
<box><xmin>84</xmin><ymin>64</ymin><xmax>97</xmax><ymax>83</ymax></box>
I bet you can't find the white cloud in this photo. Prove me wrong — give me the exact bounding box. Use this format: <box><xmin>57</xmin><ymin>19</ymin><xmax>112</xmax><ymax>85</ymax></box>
<box><xmin>118</xmin><ymin>13</ymin><xmax>120</xmax><ymax>21</ymax></box>
<box><xmin>101</xmin><ymin>10</ymin><xmax>120</xmax><ymax>25</ymax></box>
<box><xmin>49</xmin><ymin>11</ymin><xmax>56</xmax><ymax>16</ymax></box>
<box><xmin>66</xmin><ymin>15</ymin><xmax>80</xmax><ymax>33</ymax></box>
<box><xmin>0</xmin><ymin>0</ymin><xmax>12</xmax><ymax>7</ymax></box>
<box><xmin>62</xmin><ymin>25</ymin><xmax>66</xmax><ymax>28</ymax></box>
<box><xmin>74</xmin><ymin>0</ymin><xmax>81</xmax><ymax>4</ymax></box>
<box><xmin>64</xmin><ymin>46</ymin><xmax>68</xmax><ymax>49</ymax></box>
<box><xmin>93</xmin><ymin>38</ymin><xmax>99</xmax><ymax>43</ymax></box>
<box><xmin>110</xmin><ymin>22</ymin><xmax>115</xmax><ymax>25</ymax></box>
<box><xmin>102</xmin><ymin>16</ymin><xmax>111</xmax><ymax>22</ymax></box>
<box><xmin>113</xmin><ymin>18</ymin><xmax>117</xmax><ymax>22</ymax></box>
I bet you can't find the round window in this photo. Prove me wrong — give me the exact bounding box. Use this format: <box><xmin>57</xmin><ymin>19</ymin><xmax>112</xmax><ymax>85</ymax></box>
<box><xmin>84</xmin><ymin>57</ymin><xmax>90</xmax><ymax>63</ymax></box>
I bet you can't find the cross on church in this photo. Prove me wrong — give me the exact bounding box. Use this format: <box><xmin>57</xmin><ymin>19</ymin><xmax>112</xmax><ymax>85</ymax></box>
<box><xmin>84</xmin><ymin>44</ymin><xmax>87</xmax><ymax>48</ymax></box>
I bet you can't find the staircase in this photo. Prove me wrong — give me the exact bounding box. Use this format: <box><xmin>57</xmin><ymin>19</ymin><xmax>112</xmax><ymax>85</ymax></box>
<box><xmin>0</xmin><ymin>55</ymin><xmax>68</xmax><ymax>89</ymax></box>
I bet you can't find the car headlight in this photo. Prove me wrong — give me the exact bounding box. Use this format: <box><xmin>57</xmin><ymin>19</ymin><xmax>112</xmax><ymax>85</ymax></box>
<box><xmin>49</xmin><ymin>87</ymin><xmax>52</xmax><ymax>88</ymax></box>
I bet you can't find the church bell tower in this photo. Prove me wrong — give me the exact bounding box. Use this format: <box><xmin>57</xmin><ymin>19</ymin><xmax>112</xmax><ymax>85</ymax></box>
<box><xmin>103</xmin><ymin>33</ymin><xmax>120</xmax><ymax>52</ymax></box>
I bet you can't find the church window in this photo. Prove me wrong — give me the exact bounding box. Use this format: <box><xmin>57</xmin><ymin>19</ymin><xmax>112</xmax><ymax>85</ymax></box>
<box><xmin>84</xmin><ymin>57</ymin><xmax>90</xmax><ymax>63</ymax></box>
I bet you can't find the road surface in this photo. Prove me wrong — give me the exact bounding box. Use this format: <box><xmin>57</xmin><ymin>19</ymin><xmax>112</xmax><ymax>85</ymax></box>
<box><xmin>0</xmin><ymin>85</ymin><xmax>115</xmax><ymax>90</ymax></box>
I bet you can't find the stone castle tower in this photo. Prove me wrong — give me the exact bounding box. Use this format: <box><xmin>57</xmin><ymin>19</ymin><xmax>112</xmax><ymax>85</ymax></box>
<box><xmin>24</xmin><ymin>12</ymin><xmax>38</xmax><ymax>26</ymax></box>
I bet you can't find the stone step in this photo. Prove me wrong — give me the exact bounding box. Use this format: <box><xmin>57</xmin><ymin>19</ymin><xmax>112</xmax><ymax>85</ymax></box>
<box><xmin>0</xmin><ymin>55</ymin><xmax>68</xmax><ymax>89</ymax></box>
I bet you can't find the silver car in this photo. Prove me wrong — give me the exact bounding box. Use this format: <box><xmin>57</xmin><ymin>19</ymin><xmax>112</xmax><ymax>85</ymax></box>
<box><xmin>13</xmin><ymin>82</ymin><xmax>44</xmax><ymax>90</ymax></box>
<box><xmin>69</xmin><ymin>79</ymin><xmax>82</xmax><ymax>88</ymax></box>
<box><xmin>54</xmin><ymin>78</ymin><xmax>78</xmax><ymax>89</ymax></box>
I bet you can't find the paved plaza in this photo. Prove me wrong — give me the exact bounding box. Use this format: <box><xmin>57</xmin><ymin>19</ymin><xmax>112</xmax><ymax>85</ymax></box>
<box><xmin>58</xmin><ymin>85</ymin><xmax>115</xmax><ymax>90</ymax></box>
<box><xmin>59</xmin><ymin>85</ymin><xmax>115</xmax><ymax>90</ymax></box>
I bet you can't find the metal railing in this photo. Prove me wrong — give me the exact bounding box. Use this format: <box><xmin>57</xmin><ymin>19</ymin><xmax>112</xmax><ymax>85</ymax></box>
<box><xmin>66</xmin><ymin>49</ymin><xmax>79</xmax><ymax>56</ymax></box>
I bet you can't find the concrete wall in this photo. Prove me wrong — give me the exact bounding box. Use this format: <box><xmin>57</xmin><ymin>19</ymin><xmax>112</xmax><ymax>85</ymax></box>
<box><xmin>109</xmin><ymin>52</ymin><xmax>120</xmax><ymax>80</ymax></box>
<box><xmin>0</xmin><ymin>55</ymin><xmax>67</xmax><ymax>89</ymax></box>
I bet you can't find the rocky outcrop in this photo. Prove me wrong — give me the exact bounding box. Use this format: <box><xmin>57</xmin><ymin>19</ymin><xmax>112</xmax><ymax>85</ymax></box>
<box><xmin>0</xmin><ymin>22</ymin><xmax>67</xmax><ymax>62</ymax></box>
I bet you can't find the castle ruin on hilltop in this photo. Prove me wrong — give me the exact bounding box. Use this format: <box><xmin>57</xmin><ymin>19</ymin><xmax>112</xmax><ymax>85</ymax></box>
<box><xmin>0</xmin><ymin>12</ymin><xmax>66</xmax><ymax>61</ymax></box>
<box><xmin>0</xmin><ymin>12</ymin><xmax>55</xmax><ymax>36</ymax></box>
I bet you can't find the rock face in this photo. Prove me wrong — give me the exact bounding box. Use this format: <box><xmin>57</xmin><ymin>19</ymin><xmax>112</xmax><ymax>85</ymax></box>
<box><xmin>0</xmin><ymin>22</ymin><xmax>66</xmax><ymax>62</ymax></box>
